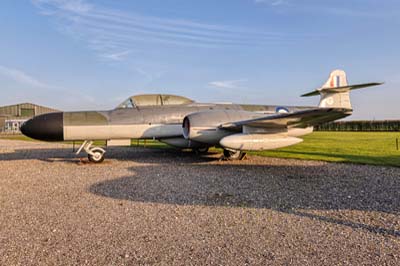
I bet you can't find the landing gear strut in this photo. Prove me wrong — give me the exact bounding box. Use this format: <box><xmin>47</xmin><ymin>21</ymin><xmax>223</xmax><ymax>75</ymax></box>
<box><xmin>223</xmin><ymin>149</ymin><xmax>246</xmax><ymax>161</ymax></box>
<box><xmin>76</xmin><ymin>141</ymin><xmax>106</xmax><ymax>163</ymax></box>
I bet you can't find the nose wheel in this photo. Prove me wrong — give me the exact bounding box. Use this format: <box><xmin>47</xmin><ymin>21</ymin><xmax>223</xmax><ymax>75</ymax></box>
<box><xmin>88</xmin><ymin>147</ymin><xmax>105</xmax><ymax>163</ymax></box>
<box><xmin>76</xmin><ymin>141</ymin><xmax>106</xmax><ymax>163</ymax></box>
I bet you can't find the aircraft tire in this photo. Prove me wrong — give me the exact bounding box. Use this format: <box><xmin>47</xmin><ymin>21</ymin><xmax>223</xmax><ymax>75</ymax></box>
<box><xmin>223</xmin><ymin>149</ymin><xmax>246</xmax><ymax>160</ymax></box>
<box><xmin>193</xmin><ymin>147</ymin><xmax>209</xmax><ymax>154</ymax></box>
<box><xmin>88</xmin><ymin>148</ymin><xmax>105</xmax><ymax>163</ymax></box>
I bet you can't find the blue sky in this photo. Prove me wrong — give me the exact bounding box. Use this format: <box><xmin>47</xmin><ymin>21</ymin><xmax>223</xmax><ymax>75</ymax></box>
<box><xmin>0</xmin><ymin>0</ymin><xmax>399</xmax><ymax>119</ymax></box>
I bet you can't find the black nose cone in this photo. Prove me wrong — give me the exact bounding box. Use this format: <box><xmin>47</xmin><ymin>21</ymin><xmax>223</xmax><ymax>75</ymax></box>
<box><xmin>21</xmin><ymin>112</ymin><xmax>64</xmax><ymax>141</ymax></box>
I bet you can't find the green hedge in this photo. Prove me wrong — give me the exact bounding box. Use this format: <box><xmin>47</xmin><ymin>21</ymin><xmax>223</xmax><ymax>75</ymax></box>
<box><xmin>316</xmin><ymin>120</ymin><xmax>400</xmax><ymax>132</ymax></box>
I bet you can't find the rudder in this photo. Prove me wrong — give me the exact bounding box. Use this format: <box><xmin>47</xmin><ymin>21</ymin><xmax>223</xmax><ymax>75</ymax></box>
<box><xmin>319</xmin><ymin>70</ymin><xmax>351</xmax><ymax>109</ymax></box>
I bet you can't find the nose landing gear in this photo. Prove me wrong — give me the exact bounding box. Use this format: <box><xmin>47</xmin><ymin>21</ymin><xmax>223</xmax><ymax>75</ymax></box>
<box><xmin>76</xmin><ymin>141</ymin><xmax>106</xmax><ymax>163</ymax></box>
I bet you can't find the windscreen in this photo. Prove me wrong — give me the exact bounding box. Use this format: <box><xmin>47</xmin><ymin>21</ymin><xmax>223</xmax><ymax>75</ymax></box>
<box><xmin>116</xmin><ymin>98</ymin><xmax>135</xmax><ymax>109</ymax></box>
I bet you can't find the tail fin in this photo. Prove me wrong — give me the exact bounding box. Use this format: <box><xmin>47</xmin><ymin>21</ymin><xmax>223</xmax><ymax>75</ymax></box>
<box><xmin>301</xmin><ymin>69</ymin><xmax>383</xmax><ymax>109</ymax></box>
<box><xmin>323</xmin><ymin>69</ymin><xmax>348</xmax><ymax>89</ymax></box>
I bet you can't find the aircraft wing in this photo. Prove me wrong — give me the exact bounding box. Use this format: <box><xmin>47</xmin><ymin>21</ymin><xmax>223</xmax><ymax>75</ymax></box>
<box><xmin>219</xmin><ymin>108</ymin><xmax>351</xmax><ymax>130</ymax></box>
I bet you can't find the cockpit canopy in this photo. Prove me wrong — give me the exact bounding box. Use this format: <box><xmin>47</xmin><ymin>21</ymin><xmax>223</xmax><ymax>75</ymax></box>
<box><xmin>116</xmin><ymin>94</ymin><xmax>194</xmax><ymax>109</ymax></box>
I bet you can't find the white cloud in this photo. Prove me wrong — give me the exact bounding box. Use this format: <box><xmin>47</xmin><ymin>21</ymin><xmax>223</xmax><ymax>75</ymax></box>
<box><xmin>318</xmin><ymin>7</ymin><xmax>382</xmax><ymax>18</ymax></box>
<box><xmin>100</xmin><ymin>50</ymin><xmax>131</xmax><ymax>61</ymax></box>
<box><xmin>254</xmin><ymin>0</ymin><xmax>391</xmax><ymax>19</ymax></box>
<box><xmin>0</xmin><ymin>65</ymin><xmax>96</xmax><ymax>109</ymax></box>
<box><xmin>254</xmin><ymin>0</ymin><xmax>288</xmax><ymax>6</ymax></box>
<box><xmin>32</xmin><ymin>0</ymin><xmax>92</xmax><ymax>14</ymax></box>
<box><xmin>209</xmin><ymin>79</ymin><xmax>247</xmax><ymax>90</ymax></box>
<box><xmin>31</xmin><ymin>0</ymin><xmax>295</xmax><ymax>62</ymax></box>
<box><xmin>0</xmin><ymin>65</ymin><xmax>51</xmax><ymax>88</ymax></box>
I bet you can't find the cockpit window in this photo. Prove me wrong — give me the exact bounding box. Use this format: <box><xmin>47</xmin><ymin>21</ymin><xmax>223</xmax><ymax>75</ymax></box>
<box><xmin>115</xmin><ymin>94</ymin><xmax>194</xmax><ymax>109</ymax></box>
<box><xmin>116</xmin><ymin>98</ymin><xmax>135</xmax><ymax>109</ymax></box>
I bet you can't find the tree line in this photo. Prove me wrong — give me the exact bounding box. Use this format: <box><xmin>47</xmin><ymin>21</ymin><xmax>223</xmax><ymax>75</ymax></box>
<box><xmin>315</xmin><ymin>120</ymin><xmax>400</xmax><ymax>132</ymax></box>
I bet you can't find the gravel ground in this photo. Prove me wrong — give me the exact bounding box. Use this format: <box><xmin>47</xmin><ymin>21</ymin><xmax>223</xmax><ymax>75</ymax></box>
<box><xmin>0</xmin><ymin>139</ymin><xmax>399</xmax><ymax>266</ymax></box>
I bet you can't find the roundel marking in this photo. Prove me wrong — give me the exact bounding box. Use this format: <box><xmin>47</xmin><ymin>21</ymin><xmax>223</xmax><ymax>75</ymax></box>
<box><xmin>276</xmin><ymin>107</ymin><xmax>289</xmax><ymax>114</ymax></box>
<box><xmin>326</xmin><ymin>97</ymin><xmax>334</xmax><ymax>105</ymax></box>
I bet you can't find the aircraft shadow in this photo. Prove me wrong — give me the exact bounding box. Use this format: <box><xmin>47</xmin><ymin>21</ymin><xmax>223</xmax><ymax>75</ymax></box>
<box><xmin>265</xmin><ymin>150</ymin><xmax>400</xmax><ymax>168</ymax></box>
<box><xmin>0</xmin><ymin>147</ymin><xmax>76</xmax><ymax>162</ymax></box>
<box><xmin>88</xmin><ymin>152</ymin><xmax>400</xmax><ymax>237</ymax></box>
<box><xmin>0</xmin><ymin>146</ymin><xmax>217</xmax><ymax>163</ymax></box>
<box><xmin>1</xmin><ymin>146</ymin><xmax>399</xmax><ymax>237</ymax></box>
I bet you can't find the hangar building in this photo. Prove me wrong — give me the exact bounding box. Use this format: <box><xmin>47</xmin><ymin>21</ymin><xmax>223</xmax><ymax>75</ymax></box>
<box><xmin>0</xmin><ymin>103</ymin><xmax>59</xmax><ymax>134</ymax></box>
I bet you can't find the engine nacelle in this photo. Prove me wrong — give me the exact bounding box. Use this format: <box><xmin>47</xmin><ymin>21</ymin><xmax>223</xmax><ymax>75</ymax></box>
<box><xmin>182</xmin><ymin>110</ymin><xmax>261</xmax><ymax>145</ymax></box>
<box><xmin>220</xmin><ymin>133</ymin><xmax>303</xmax><ymax>151</ymax></box>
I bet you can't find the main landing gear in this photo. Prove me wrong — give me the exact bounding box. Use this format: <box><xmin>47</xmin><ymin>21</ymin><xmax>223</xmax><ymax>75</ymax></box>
<box><xmin>222</xmin><ymin>149</ymin><xmax>246</xmax><ymax>161</ymax></box>
<box><xmin>76</xmin><ymin>141</ymin><xmax>106</xmax><ymax>163</ymax></box>
<box><xmin>192</xmin><ymin>146</ymin><xmax>209</xmax><ymax>155</ymax></box>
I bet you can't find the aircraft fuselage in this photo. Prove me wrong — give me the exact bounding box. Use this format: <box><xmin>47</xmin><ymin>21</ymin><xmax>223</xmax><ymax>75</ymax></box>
<box><xmin>21</xmin><ymin>102</ymin><xmax>313</xmax><ymax>142</ymax></box>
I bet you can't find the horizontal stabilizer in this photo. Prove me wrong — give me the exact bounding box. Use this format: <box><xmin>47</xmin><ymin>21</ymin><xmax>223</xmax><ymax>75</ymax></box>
<box><xmin>301</xmin><ymin>82</ymin><xmax>384</xmax><ymax>97</ymax></box>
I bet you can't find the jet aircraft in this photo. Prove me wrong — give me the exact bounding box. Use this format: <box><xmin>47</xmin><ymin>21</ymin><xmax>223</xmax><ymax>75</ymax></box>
<box><xmin>21</xmin><ymin>70</ymin><xmax>382</xmax><ymax>163</ymax></box>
